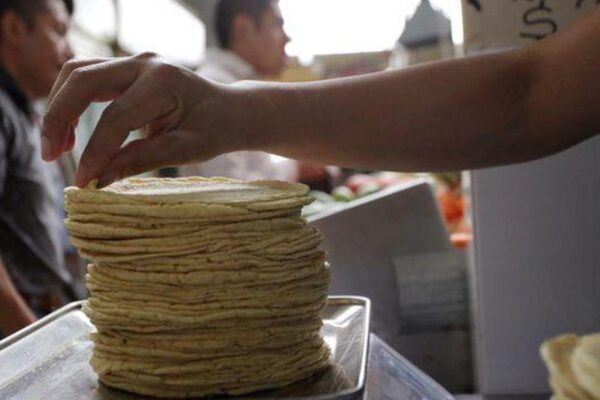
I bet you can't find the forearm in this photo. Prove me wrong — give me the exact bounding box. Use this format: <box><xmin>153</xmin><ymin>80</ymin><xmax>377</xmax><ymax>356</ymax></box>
<box><xmin>525</xmin><ymin>7</ymin><xmax>600</xmax><ymax>158</ymax></box>
<box><xmin>236</xmin><ymin>9</ymin><xmax>599</xmax><ymax>172</ymax></box>
<box><xmin>242</xmin><ymin>51</ymin><xmax>532</xmax><ymax>172</ymax></box>
<box><xmin>0</xmin><ymin>259</ymin><xmax>36</xmax><ymax>336</ymax></box>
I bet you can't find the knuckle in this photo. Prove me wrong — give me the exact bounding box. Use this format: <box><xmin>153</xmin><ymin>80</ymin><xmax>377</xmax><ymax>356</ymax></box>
<box><xmin>152</xmin><ymin>61</ymin><xmax>181</xmax><ymax>81</ymax></box>
<box><xmin>134</xmin><ymin>51</ymin><xmax>160</xmax><ymax>61</ymax></box>
<box><xmin>134</xmin><ymin>52</ymin><xmax>182</xmax><ymax>80</ymax></box>
<box><xmin>62</xmin><ymin>58</ymin><xmax>87</xmax><ymax>73</ymax></box>
<box><xmin>102</xmin><ymin>101</ymin><xmax>130</xmax><ymax>124</ymax></box>
<box><xmin>100</xmin><ymin>101</ymin><xmax>142</xmax><ymax>133</ymax></box>
<box><xmin>68</xmin><ymin>66</ymin><xmax>92</xmax><ymax>84</ymax></box>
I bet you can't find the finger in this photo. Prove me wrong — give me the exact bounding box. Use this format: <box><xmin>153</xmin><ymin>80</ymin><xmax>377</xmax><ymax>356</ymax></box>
<box><xmin>43</xmin><ymin>59</ymin><xmax>109</xmax><ymax>160</ymax></box>
<box><xmin>42</xmin><ymin>57</ymin><xmax>142</xmax><ymax>161</ymax></box>
<box><xmin>75</xmin><ymin>75</ymin><xmax>182</xmax><ymax>187</ymax></box>
<box><xmin>97</xmin><ymin>130</ymin><xmax>207</xmax><ymax>188</ymax></box>
<box><xmin>47</xmin><ymin>58</ymin><xmax>109</xmax><ymax>108</ymax></box>
<box><xmin>145</xmin><ymin>107</ymin><xmax>182</xmax><ymax>138</ymax></box>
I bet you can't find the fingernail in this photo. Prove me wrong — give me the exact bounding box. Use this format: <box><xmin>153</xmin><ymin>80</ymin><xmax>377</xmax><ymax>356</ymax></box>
<box><xmin>41</xmin><ymin>136</ymin><xmax>53</xmax><ymax>161</ymax></box>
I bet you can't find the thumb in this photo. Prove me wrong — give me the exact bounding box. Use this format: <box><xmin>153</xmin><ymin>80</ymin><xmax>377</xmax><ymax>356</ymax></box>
<box><xmin>96</xmin><ymin>129</ymin><xmax>213</xmax><ymax>188</ymax></box>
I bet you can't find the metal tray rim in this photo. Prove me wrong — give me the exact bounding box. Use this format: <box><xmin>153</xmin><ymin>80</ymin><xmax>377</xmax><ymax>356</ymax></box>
<box><xmin>0</xmin><ymin>300</ymin><xmax>86</xmax><ymax>350</ymax></box>
<box><xmin>315</xmin><ymin>295</ymin><xmax>370</xmax><ymax>400</ymax></box>
<box><xmin>0</xmin><ymin>296</ymin><xmax>371</xmax><ymax>400</ymax></box>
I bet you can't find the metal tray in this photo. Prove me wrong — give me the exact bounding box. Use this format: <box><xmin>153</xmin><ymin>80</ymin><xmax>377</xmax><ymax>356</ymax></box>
<box><xmin>0</xmin><ymin>296</ymin><xmax>370</xmax><ymax>400</ymax></box>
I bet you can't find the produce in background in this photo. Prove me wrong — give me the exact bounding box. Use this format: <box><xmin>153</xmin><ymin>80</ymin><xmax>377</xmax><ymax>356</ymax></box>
<box><xmin>304</xmin><ymin>172</ymin><xmax>412</xmax><ymax>216</ymax></box>
<box><xmin>433</xmin><ymin>173</ymin><xmax>471</xmax><ymax>249</ymax></box>
<box><xmin>305</xmin><ymin>171</ymin><xmax>472</xmax><ymax>249</ymax></box>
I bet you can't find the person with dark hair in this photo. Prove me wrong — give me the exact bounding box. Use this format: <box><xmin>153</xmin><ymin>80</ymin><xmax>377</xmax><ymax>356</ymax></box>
<box><xmin>179</xmin><ymin>0</ymin><xmax>298</xmax><ymax>182</ymax></box>
<box><xmin>0</xmin><ymin>0</ymin><xmax>77</xmax><ymax>336</ymax></box>
<box><xmin>210</xmin><ymin>0</ymin><xmax>288</xmax><ymax>82</ymax></box>
<box><xmin>180</xmin><ymin>0</ymin><xmax>332</xmax><ymax>185</ymax></box>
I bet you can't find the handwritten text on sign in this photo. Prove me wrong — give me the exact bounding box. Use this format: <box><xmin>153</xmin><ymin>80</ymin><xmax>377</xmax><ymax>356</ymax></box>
<box><xmin>462</xmin><ymin>0</ymin><xmax>599</xmax><ymax>50</ymax></box>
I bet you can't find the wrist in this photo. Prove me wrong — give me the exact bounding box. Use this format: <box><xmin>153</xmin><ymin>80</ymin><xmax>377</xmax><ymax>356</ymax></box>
<box><xmin>225</xmin><ymin>82</ymin><xmax>280</xmax><ymax>153</ymax></box>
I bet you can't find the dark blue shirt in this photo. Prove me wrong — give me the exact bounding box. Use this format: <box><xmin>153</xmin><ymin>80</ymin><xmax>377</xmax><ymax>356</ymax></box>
<box><xmin>0</xmin><ymin>67</ymin><xmax>73</xmax><ymax>297</ymax></box>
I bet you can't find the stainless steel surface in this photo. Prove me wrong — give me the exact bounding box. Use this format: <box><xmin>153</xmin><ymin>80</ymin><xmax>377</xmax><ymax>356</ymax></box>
<box><xmin>309</xmin><ymin>181</ymin><xmax>452</xmax><ymax>354</ymax></box>
<box><xmin>308</xmin><ymin>181</ymin><xmax>471</xmax><ymax>392</ymax></box>
<box><xmin>363</xmin><ymin>335</ymin><xmax>454</xmax><ymax>400</ymax></box>
<box><xmin>0</xmin><ymin>296</ymin><xmax>370</xmax><ymax>400</ymax></box>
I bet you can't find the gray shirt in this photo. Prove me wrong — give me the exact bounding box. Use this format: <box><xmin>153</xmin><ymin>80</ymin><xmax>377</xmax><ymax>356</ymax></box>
<box><xmin>0</xmin><ymin>67</ymin><xmax>73</xmax><ymax>298</ymax></box>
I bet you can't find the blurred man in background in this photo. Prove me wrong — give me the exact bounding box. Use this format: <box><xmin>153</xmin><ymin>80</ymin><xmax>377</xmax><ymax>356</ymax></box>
<box><xmin>0</xmin><ymin>0</ymin><xmax>82</xmax><ymax>336</ymax></box>
<box><xmin>203</xmin><ymin>0</ymin><xmax>289</xmax><ymax>83</ymax></box>
<box><xmin>179</xmin><ymin>0</ymin><xmax>332</xmax><ymax>188</ymax></box>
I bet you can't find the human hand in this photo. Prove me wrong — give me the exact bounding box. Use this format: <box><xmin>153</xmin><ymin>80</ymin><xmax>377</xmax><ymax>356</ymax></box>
<box><xmin>42</xmin><ymin>53</ymin><xmax>250</xmax><ymax>187</ymax></box>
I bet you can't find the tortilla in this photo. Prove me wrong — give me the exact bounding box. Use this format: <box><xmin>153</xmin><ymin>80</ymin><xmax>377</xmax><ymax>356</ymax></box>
<box><xmin>65</xmin><ymin>177</ymin><xmax>331</xmax><ymax>398</ymax></box>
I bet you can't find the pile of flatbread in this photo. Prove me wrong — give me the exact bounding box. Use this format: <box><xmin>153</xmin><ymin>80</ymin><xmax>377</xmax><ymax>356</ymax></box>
<box><xmin>541</xmin><ymin>333</ymin><xmax>600</xmax><ymax>400</ymax></box>
<box><xmin>64</xmin><ymin>177</ymin><xmax>331</xmax><ymax>398</ymax></box>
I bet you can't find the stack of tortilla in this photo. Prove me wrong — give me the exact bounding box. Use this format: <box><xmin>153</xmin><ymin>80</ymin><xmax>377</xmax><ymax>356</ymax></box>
<box><xmin>64</xmin><ymin>177</ymin><xmax>331</xmax><ymax>398</ymax></box>
<box><xmin>541</xmin><ymin>333</ymin><xmax>600</xmax><ymax>400</ymax></box>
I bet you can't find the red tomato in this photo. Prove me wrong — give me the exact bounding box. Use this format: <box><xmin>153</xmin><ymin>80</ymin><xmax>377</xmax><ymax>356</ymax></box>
<box><xmin>345</xmin><ymin>174</ymin><xmax>376</xmax><ymax>193</ymax></box>
<box><xmin>438</xmin><ymin>190</ymin><xmax>464</xmax><ymax>226</ymax></box>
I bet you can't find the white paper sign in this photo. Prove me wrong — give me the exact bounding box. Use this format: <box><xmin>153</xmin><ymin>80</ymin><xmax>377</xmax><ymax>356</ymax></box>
<box><xmin>462</xmin><ymin>0</ymin><xmax>599</xmax><ymax>50</ymax></box>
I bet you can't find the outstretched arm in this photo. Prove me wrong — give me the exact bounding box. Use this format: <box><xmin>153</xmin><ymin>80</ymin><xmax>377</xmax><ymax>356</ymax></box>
<box><xmin>41</xmin><ymin>7</ymin><xmax>600</xmax><ymax>187</ymax></box>
<box><xmin>242</xmin><ymin>6</ymin><xmax>600</xmax><ymax>171</ymax></box>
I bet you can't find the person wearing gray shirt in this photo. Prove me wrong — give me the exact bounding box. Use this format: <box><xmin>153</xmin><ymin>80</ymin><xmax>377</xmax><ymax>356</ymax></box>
<box><xmin>0</xmin><ymin>0</ymin><xmax>76</xmax><ymax>336</ymax></box>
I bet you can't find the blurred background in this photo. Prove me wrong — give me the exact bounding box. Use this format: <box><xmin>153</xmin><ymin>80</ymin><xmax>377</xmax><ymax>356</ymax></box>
<box><xmin>60</xmin><ymin>1</ymin><xmax>600</xmax><ymax>395</ymax></box>
<box><xmin>69</xmin><ymin>0</ymin><xmax>470</xmax><ymax>249</ymax></box>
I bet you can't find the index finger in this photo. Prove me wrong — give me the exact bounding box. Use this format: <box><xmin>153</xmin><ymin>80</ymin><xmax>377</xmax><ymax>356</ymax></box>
<box><xmin>42</xmin><ymin>56</ymin><xmax>142</xmax><ymax>161</ymax></box>
<box><xmin>47</xmin><ymin>58</ymin><xmax>109</xmax><ymax>109</ymax></box>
